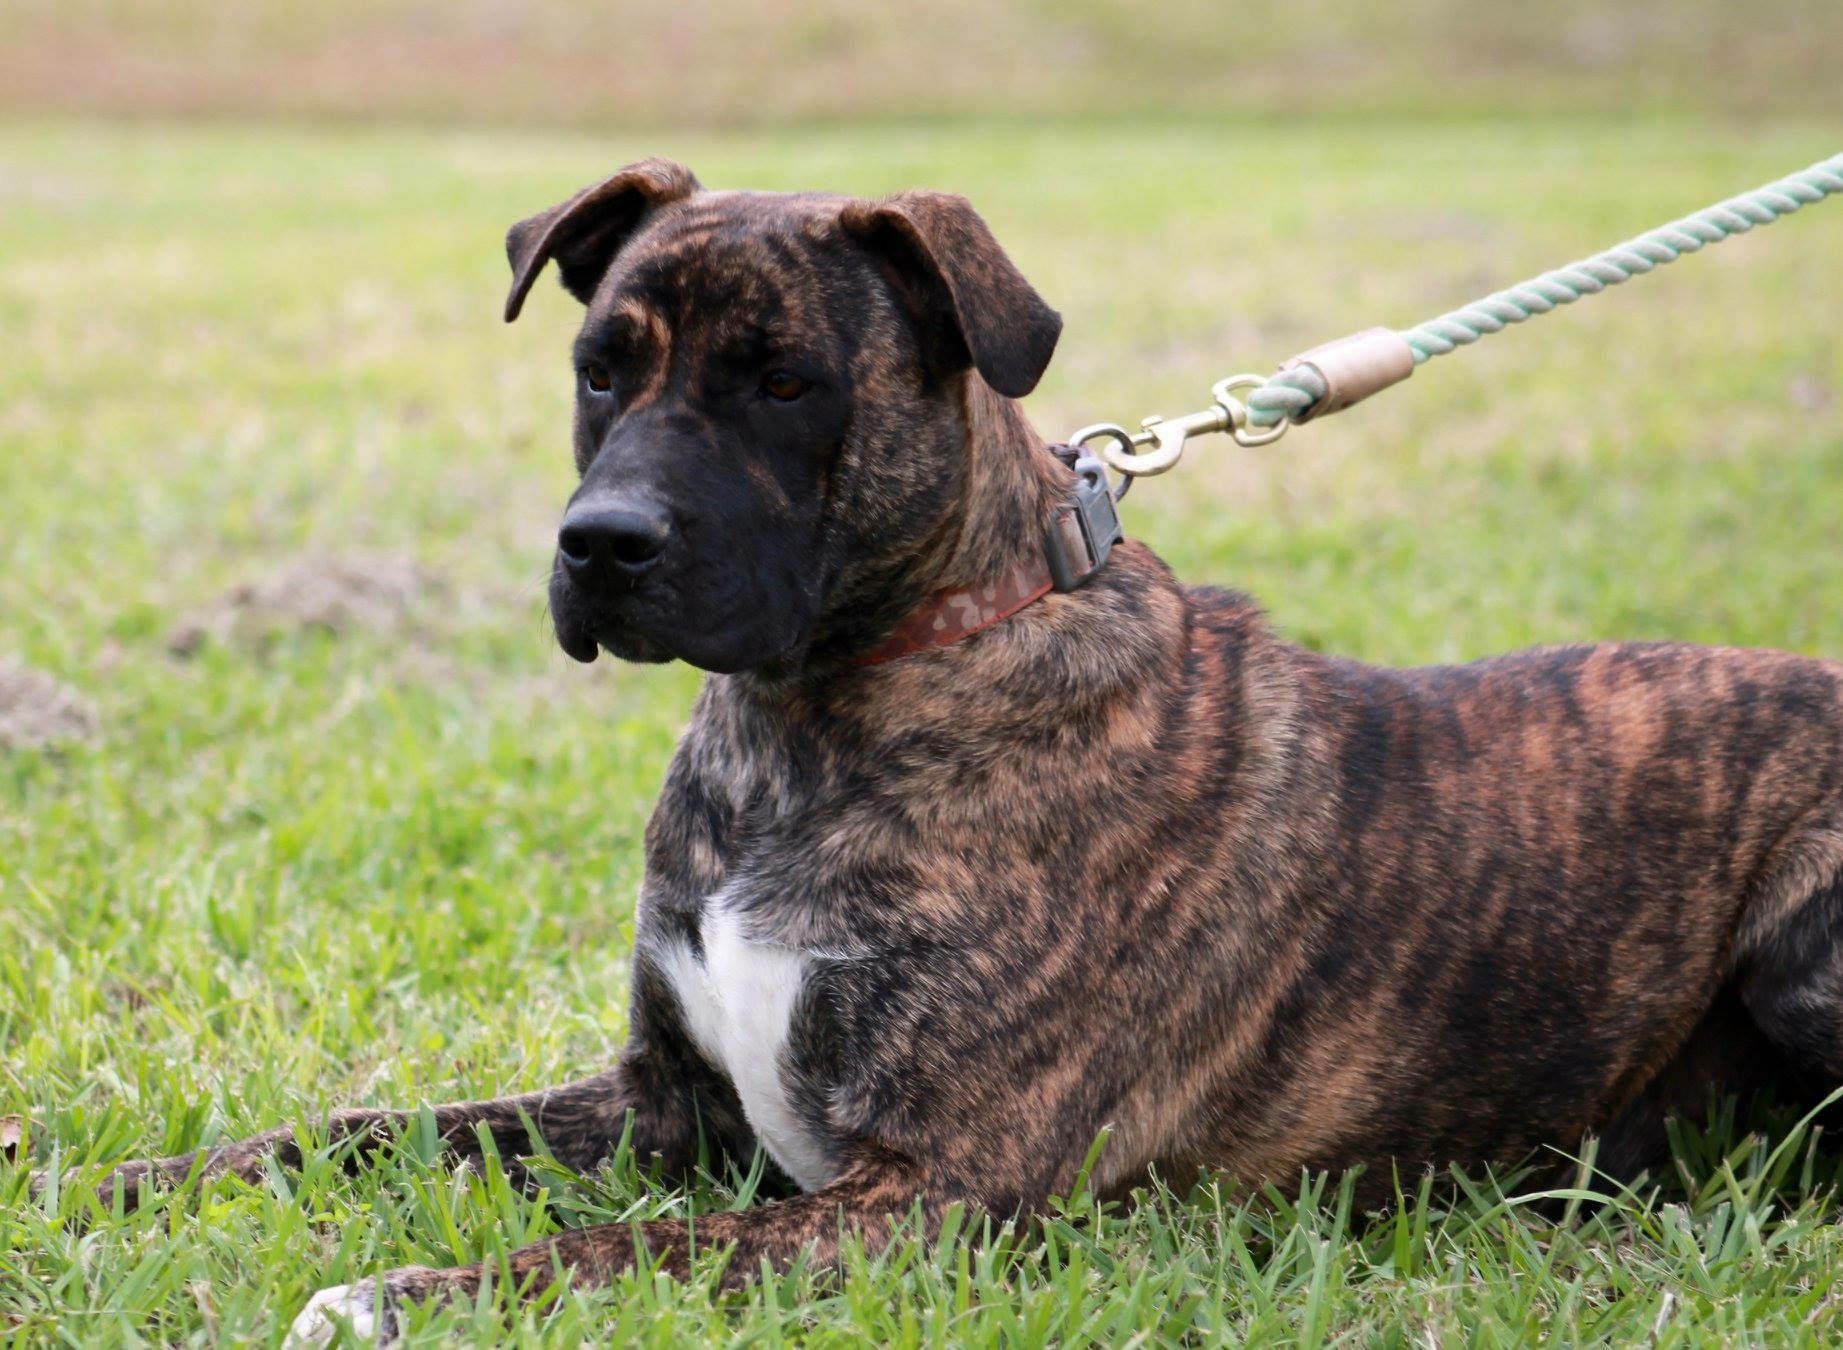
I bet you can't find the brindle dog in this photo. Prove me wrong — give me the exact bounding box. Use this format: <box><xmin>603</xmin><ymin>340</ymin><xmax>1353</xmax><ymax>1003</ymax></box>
<box><xmin>61</xmin><ymin>160</ymin><xmax>1843</xmax><ymax>1340</ymax></box>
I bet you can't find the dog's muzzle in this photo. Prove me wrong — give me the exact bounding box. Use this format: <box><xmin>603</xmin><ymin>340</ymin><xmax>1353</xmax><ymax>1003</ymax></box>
<box><xmin>550</xmin><ymin>492</ymin><xmax>676</xmax><ymax>664</ymax></box>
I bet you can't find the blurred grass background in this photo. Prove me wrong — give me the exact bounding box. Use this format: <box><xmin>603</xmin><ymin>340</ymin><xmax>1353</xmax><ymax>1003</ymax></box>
<box><xmin>3</xmin><ymin>3</ymin><xmax>1843</xmax><ymax>1345</ymax></box>
<box><xmin>5</xmin><ymin>0</ymin><xmax>1843</xmax><ymax>123</ymax></box>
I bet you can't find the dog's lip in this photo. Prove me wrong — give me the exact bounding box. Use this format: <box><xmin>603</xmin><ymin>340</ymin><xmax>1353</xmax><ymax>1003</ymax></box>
<box><xmin>549</xmin><ymin>575</ymin><xmax>812</xmax><ymax>673</ymax></box>
<box><xmin>598</xmin><ymin>627</ymin><xmax>677</xmax><ymax>664</ymax></box>
<box><xmin>549</xmin><ymin>596</ymin><xmax>603</xmax><ymax>664</ymax></box>
<box><xmin>558</xmin><ymin>627</ymin><xmax>600</xmax><ymax>664</ymax></box>
<box><xmin>584</xmin><ymin>614</ymin><xmax>801</xmax><ymax>673</ymax></box>
<box><xmin>565</xmin><ymin>609</ymin><xmax>678</xmax><ymax>665</ymax></box>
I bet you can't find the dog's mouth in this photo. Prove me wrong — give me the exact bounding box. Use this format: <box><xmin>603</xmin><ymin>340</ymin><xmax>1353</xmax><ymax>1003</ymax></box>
<box><xmin>551</xmin><ymin>602</ymin><xmax>673</xmax><ymax>666</ymax></box>
<box><xmin>549</xmin><ymin>575</ymin><xmax>675</xmax><ymax>666</ymax></box>
<box><xmin>548</xmin><ymin>556</ymin><xmax>819</xmax><ymax>675</ymax></box>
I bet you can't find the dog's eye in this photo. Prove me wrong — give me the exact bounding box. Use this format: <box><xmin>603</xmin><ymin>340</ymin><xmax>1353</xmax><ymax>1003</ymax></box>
<box><xmin>581</xmin><ymin>363</ymin><xmax>614</xmax><ymax>396</ymax></box>
<box><xmin>761</xmin><ymin>370</ymin><xmax>811</xmax><ymax>402</ymax></box>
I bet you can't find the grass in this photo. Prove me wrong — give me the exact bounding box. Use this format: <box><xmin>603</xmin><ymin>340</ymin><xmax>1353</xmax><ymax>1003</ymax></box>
<box><xmin>2</xmin><ymin>115</ymin><xmax>1842</xmax><ymax>1344</ymax></box>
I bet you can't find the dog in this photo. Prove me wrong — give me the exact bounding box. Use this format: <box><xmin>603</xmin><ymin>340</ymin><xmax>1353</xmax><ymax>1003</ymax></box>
<box><xmin>55</xmin><ymin>159</ymin><xmax>1843</xmax><ymax>1341</ymax></box>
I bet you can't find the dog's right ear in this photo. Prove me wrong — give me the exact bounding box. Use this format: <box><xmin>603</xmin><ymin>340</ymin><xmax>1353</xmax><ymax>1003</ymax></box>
<box><xmin>503</xmin><ymin>158</ymin><xmax>699</xmax><ymax>322</ymax></box>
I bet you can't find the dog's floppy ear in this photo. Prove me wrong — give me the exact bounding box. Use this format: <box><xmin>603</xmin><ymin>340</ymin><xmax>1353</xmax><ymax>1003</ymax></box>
<box><xmin>839</xmin><ymin>191</ymin><xmax>1061</xmax><ymax>398</ymax></box>
<box><xmin>503</xmin><ymin>158</ymin><xmax>699</xmax><ymax>322</ymax></box>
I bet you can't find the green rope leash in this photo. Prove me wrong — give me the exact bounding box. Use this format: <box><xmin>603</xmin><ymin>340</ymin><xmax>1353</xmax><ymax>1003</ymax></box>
<box><xmin>1244</xmin><ymin>151</ymin><xmax>1843</xmax><ymax>428</ymax></box>
<box><xmin>1073</xmin><ymin>152</ymin><xmax>1843</xmax><ymax>480</ymax></box>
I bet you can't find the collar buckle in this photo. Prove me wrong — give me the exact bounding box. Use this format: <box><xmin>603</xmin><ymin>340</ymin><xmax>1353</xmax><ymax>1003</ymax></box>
<box><xmin>1043</xmin><ymin>453</ymin><xmax>1124</xmax><ymax>592</ymax></box>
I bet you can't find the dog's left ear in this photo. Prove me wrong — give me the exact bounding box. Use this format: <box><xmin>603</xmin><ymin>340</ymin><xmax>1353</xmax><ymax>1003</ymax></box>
<box><xmin>840</xmin><ymin>191</ymin><xmax>1061</xmax><ymax>398</ymax></box>
<box><xmin>503</xmin><ymin>158</ymin><xmax>700</xmax><ymax>322</ymax></box>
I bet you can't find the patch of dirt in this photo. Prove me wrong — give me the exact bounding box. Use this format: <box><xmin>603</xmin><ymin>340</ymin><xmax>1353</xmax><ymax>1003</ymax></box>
<box><xmin>167</xmin><ymin>553</ymin><xmax>446</xmax><ymax>657</ymax></box>
<box><xmin>0</xmin><ymin>659</ymin><xmax>99</xmax><ymax>751</ymax></box>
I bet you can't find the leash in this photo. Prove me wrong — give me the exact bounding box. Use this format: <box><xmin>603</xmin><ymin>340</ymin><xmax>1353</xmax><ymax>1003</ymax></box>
<box><xmin>1072</xmin><ymin>151</ymin><xmax>1843</xmax><ymax>482</ymax></box>
<box><xmin>859</xmin><ymin>152</ymin><xmax>1843</xmax><ymax>667</ymax></box>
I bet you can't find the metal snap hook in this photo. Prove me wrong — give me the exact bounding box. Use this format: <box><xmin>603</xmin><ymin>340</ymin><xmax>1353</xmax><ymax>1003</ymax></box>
<box><xmin>1070</xmin><ymin>421</ymin><xmax>1180</xmax><ymax>478</ymax></box>
<box><xmin>1212</xmin><ymin>374</ymin><xmax>1291</xmax><ymax>447</ymax></box>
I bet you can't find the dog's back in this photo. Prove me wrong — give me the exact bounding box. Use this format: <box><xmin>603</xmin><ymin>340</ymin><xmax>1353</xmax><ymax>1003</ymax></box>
<box><xmin>1151</xmin><ymin>586</ymin><xmax>1843</xmax><ymax>1186</ymax></box>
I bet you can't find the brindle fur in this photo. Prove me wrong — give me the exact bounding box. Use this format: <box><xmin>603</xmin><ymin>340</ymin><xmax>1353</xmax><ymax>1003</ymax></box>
<box><xmin>55</xmin><ymin>162</ymin><xmax>1843</xmax><ymax>1334</ymax></box>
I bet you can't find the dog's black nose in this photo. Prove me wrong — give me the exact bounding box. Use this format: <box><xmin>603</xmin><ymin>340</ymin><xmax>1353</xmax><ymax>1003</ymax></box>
<box><xmin>557</xmin><ymin>497</ymin><xmax>672</xmax><ymax>582</ymax></box>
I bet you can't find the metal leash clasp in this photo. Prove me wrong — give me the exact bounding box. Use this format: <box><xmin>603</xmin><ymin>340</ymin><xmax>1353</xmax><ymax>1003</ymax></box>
<box><xmin>1069</xmin><ymin>373</ymin><xmax>1290</xmax><ymax>479</ymax></box>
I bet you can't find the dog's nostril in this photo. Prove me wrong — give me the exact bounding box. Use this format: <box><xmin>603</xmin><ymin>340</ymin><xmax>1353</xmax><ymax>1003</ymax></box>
<box><xmin>557</xmin><ymin>500</ymin><xmax>673</xmax><ymax>578</ymax></box>
<box><xmin>557</xmin><ymin>524</ymin><xmax>596</xmax><ymax>568</ymax></box>
<box><xmin>608</xmin><ymin>529</ymin><xmax>664</xmax><ymax>568</ymax></box>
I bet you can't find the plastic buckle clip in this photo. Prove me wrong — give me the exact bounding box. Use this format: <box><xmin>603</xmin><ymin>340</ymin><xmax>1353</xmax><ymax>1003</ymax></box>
<box><xmin>1044</xmin><ymin>455</ymin><xmax>1124</xmax><ymax>592</ymax></box>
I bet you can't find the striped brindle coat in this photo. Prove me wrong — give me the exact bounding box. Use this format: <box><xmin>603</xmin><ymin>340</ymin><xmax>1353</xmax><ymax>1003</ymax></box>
<box><xmin>54</xmin><ymin>161</ymin><xmax>1843</xmax><ymax>1341</ymax></box>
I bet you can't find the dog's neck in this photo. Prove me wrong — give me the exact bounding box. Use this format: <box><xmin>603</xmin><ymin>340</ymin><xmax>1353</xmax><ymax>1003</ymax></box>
<box><xmin>919</xmin><ymin>376</ymin><xmax>1067</xmax><ymax>596</ymax></box>
<box><xmin>842</xmin><ymin>380</ymin><xmax>1073</xmax><ymax>668</ymax></box>
<box><xmin>849</xmin><ymin>380</ymin><xmax>1068</xmax><ymax>668</ymax></box>
<box><xmin>745</xmin><ymin>375</ymin><xmax>1071</xmax><ymax>694</ymax></box>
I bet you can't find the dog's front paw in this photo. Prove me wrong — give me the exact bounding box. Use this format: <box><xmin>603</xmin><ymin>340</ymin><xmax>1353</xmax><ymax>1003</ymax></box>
<box><xmin>90</xmin><ymin>1159</ymin><xmax>160</xmax><ymax>1208</ymax></box>
<box><xmin>287</xmin><ymin>1279</ymin><xmax>392</xmax><ymax>1345</ymax></box>
<box><xmin>28</xmin><ymin>1158</ymin><xmax>167</xmax><ymax>1218</ymax></box>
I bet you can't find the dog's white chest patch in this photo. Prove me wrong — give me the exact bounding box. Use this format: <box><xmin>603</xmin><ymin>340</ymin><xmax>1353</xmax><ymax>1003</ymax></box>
<box><xmin>656</xmin><ymin>903</ymin><xmax>834</xmax><ymax>1191</ymax></box>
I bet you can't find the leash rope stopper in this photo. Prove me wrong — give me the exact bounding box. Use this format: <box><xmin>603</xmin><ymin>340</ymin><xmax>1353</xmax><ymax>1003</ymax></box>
<box><xmin>1271</xmin><ymin>328</ymin><xmax>1415</xmax><ymax>423</ymax></box>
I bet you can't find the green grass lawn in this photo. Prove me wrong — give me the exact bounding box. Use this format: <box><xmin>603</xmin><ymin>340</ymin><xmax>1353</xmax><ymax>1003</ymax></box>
<box><xmin>3</xmin><ymin>117</ymin><xmax>1842</xmax><ymax>1344</ymax></box>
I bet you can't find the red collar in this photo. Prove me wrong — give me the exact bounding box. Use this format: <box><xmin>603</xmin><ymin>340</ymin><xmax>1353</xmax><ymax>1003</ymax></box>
<box><xmin>854</xmin><ymin>559</ymin><xmax>1057</xmax><ymax>666</ymax></box>
<box><xmin>853</xmin><ymin>446</ymin><xmax>1124</xmax><ymax>667</ymax></box>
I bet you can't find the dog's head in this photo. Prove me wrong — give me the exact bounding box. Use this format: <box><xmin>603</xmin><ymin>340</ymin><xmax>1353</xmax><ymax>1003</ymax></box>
<box><xmin>505</xmin><ymin>158</ymin><xmax>1061</xmax><ymax>675</ymax></box>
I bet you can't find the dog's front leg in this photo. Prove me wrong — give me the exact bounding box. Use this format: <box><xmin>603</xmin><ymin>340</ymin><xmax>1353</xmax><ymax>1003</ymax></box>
<box><xmin>288</xmin><ymin>1145</ymin><xmax>936</xmax><ymax>1342</ymax></box>
<box><xmin>48</xmin><ymin>1066</ymin><xmax>645</xmax><ymax>1213</ymax></box>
